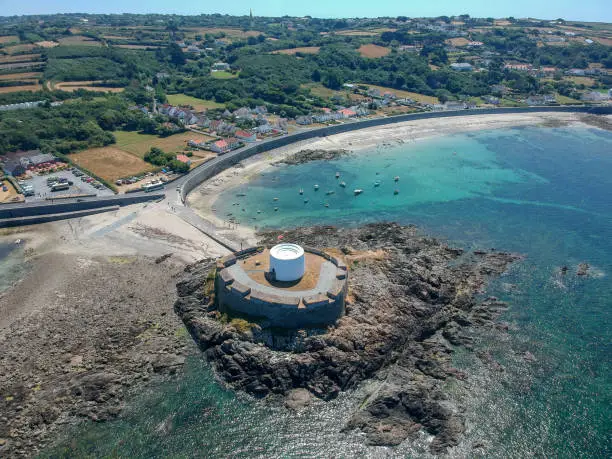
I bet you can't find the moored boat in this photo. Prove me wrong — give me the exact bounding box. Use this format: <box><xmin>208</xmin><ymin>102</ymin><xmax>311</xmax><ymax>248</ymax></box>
<box><xmin>354</xmin><ymin>189</ymin><xmax>363</xmax><ymax>196</ymax></box>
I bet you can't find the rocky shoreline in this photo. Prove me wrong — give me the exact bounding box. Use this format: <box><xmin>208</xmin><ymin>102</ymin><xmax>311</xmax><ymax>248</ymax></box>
<box><xmin>0</xmin><ymin>254</ymin><xmax>190</xmax><ymax>458</ymax></box>
<box><xmin>274</xmin><ymin>148</ymin><xmax>351</xmax><ymax>165</ymax></box>
<box><xmin>174</xmin><ymin>223</ymin><xmax>521</xmax><ymax>453</ymax></box>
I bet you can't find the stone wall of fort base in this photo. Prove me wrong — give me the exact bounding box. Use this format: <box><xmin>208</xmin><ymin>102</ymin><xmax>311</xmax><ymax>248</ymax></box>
<box><xmin>0</xmin><ymin>193</ymin><xmax>164</xmax><ymax>219</ymax></box>
<box><xmin>180</xmin><ymin>106</ymin><xmax>612</xmax><ymax>201</ymax></box>
<box><xmin>216</xmin><ymin>278</ymin><xmax>347</xmax><ymax>329</ymax></box>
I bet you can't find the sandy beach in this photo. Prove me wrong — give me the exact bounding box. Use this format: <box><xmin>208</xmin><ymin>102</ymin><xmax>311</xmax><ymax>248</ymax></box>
<box><xmin>187</xmin><ymin>111</ymin><xmax>600</xmax><ymax>247</ymax></box>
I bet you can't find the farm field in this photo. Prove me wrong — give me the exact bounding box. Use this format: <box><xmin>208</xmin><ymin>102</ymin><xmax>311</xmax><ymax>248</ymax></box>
<box><xmin>357</xmin><ymin>44</ymin><xmax>391</xmax><ymax>58</ymax></box>
<box><xmin>183</xmin><ymin>27</ymin><xmax>261</xmax><ymax>38</ymax></box>
<box><xmin>361</xmin><ymin>84</ymin><xmax>440</xmax><ymax>104</ymax></box>
<box><xmin>35</xmin><ymin>41</ymin><xmax>59</xmax><ymax>48</ymax></box>
<box><xmin>0</xmin><ymin>84</ymin><xmax>42</xmax><ymax>93</ymax></box>
<box><xmin>166</xmin><ymin>94</ymin><xmax>225</xmax><ymax>110</ymax></box>
<box><xmin>335</xmin><ymin>28</ymin><xmax>396</xmax><ymax>36</ymax></box>
<box><xmin>57</xmin><ymin>36</ymin><xmax>101</xmax><ymax>46</ymax></box>
<box><xmin>70</xmin><ymin>147</ymin><xmax>155</xmax><ymax>181</ymax></box>
<box><xmin>0</xmin><ymin>72</ymin><xmax>41</xmax><ymax>81</ymax></box>
<box><xmin>54</xmin><ymin>81</ymin><xmax>125</xmax><ymax>92</ymax></box>
<box><xmin>0</xmin><ymin>54</ymin><xmax>42</xmax><ymax>63</ymax></box>
<box><xmin>0</xmin><ymin>36</ymin><xmax>19</xmax><ymax>44</ymax></box>
<box><xmin>211</xmin><ymin>70</ymin><xmax>238</xmax><ymax>79</ymax></box>
<box><xmin>113</xmin><ymin>131</ymin><xmax>216</xmax><ymax>158</ymax></box>
<box><xmin>115</xmin><ymin>44</ymin><xmax>162</xmax><ymax>50</ymax></box>
<box><xmin>3</xmin><ymin>44</ymin><xmax>37</xmax><ymax>54</ymax></box>
<box><xmin>446</xmin><ymin>37</ymin><xmax>470</xmax><ymax>47</ymax></box>
<box><xmin>273</xmin><ymin>47</ymin><xmax>320</xmax><ymax>55</ymax></box>
<box><xmin>0</xmin><ymin>62</ymin><xmax>44</xmax><ymax>70</ymax></box>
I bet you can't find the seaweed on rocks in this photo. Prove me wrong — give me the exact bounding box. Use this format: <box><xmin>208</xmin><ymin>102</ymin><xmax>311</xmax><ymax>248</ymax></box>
<box><xmin>174</xmin><ymin>223</ymin><xmax>521</xmax><ymax>453</ymax></box>
<box><xmin>274</xmin><ymin>149</ymin><xmax>351</xmax><ymax>165</ymax></box>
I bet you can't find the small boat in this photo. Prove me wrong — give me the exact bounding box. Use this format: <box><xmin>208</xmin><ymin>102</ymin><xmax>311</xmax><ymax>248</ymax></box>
<box><xmin>324</xmin><ymin>203</ymin><xmax>329</xmax><ymax>207</ymax></box>
<box><xmin>394</xmin><ymin>176</ymin><xmax>400</xmax><ymax>182</ymax></box>
<box><xmin>257</xmin><ymin>210</ymin><xmax>262</xmax><ymax>214</ymax></box>
<box><xmin>394</xmin><ymin>189</ymin><xmax>399</xmax><ymax>195</ymax></box>
<box><xmin>274</xmin><ymin>207</ymin><xmax>279</xmax><ymax>211</ymax></box>
<box><xmin>374</xmin><ymin>180</ymin><xmax>381</xmax><ymax>187</ymax></box>
<box><xmin>304</xmin><ymin>199</ymin><xmax>309</xmax><ymax>203</ymax></box>
<box><xmin>314</xmin><ymin>184</ymin><xmax>319</xmax><ymax>191</ymax></box>
<box><xmin>299</xmin><ymin>189</ymin><xmax>304</xmax><ymax>195</ymax></box>
<box><xmin>236</xmin><ymin>193</ymin><xmax>246</xmax><ymax>197</ymax></box>
<box><xmin>273</xmin><ymin>197</ymin><xmax>279</xmax><ymax>201</ymax></box>
<box><xmin>354</xmin><ymin>189</ymin><xmax>363</xmax><ymax>196</ymax></box>
<box><xmin>339</xmin><ymin>181</ymin><xmax>347</xmax><ymax>188</ymax></box>
<box><xmin>335</xmin><ymin>172</ymin><xmax>340</xmax><ymax>178</ymax></box>
<box><xmin>326</xmin><ymin>190</ymin><xmax>335</xmax><ymax>195</ymax></box>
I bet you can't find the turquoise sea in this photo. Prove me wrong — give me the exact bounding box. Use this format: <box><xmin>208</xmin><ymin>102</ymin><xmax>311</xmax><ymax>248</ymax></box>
<box><xmin>46</xmin><ymin>126</ymin><xmax>611</xmax><ymax>457</ymax></box>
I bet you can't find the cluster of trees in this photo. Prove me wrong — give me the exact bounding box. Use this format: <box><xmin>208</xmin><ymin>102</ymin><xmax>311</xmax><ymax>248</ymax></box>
<box><xmin>43</xmin><ymin>45</ymin><xmax>162</xmax><ymax>82</ymax></box>
<box><xmin>143</xmin><ymin>147</ymin><xmax>189</xmax><ymax>172</ymax></box>
<box><xmin>0</xmin><ymin>96</ymin><xmax>151</xmax><ymax>154</ymax></box>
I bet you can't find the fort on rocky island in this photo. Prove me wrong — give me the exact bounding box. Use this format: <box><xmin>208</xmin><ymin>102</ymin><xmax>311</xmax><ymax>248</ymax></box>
<box><xmin>215</xmin><ymin>243</ymin><xmax>348</xmax><ymax>328</ymax></box>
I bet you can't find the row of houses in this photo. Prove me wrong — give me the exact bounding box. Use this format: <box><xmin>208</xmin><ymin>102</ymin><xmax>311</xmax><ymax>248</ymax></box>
<box><xmin>296</xmin><ymin>106</ymin><xmax>369</xmax><ymax>125</ymax></box>
<box><xmin>158</xmin><ymin>104</ymin><xmax>203</xmax><ymax>126</ymax></box>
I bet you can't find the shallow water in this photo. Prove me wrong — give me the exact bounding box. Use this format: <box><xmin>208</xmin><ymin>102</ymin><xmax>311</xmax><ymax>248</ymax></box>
<box><xmin>45</xmin><ymin>126</ymin><xmax>612</xmax><ymax>457</ymax></box>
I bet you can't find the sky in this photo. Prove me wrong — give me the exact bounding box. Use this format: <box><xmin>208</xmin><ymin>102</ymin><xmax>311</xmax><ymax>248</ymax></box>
<box><xmin>0</xmin><ymin>0</ymin><xmax>610</xmax><ymax>23</ymax></box>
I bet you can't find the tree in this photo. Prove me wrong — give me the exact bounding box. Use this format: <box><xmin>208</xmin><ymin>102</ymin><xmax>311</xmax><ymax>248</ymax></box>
<box><xmin>322</xmin><ymin>70</ymin><xmax>343</xmax><ymax>90</ymax></box>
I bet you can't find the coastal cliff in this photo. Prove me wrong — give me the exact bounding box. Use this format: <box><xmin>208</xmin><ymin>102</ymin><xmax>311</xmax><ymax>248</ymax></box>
<box><xmin>174</xmin><ymin>223</ymin><xmax>520</xmax><ymax>453</ymax></box>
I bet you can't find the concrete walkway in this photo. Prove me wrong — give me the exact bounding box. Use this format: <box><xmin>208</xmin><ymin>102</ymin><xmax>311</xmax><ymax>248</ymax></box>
<box><xmin>227</xmin><ymin>260</ymin><xmax>337</xmax><ymax>298</ymax></box>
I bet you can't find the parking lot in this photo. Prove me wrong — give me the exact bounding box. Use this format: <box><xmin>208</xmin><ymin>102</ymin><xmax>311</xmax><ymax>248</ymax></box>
<box><xmin>20</xmin><ymin>168</ymin><xmax>114</xmax><ymax>202</ymax></box>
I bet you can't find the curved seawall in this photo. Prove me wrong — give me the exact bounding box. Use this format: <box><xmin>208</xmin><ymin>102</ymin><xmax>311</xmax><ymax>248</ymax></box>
<box><xmin>180</xmin><ymin>106</ymin><xmax>612</xmax><ymax>201</ymax></box>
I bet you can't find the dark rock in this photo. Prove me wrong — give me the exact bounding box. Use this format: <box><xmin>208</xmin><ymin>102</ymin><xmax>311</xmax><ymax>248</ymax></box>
<box><xmin>151</xmin><ymin>354</ymin><xmax>186</xmax><ymax>373</ymax></box>
<box><xmin>576</xmin><ymin>263</ymin><xmax>590</xmax><ymax>277</ymax></box>
<box><xmin>174</xmin><ymin>223</ymin><xmax>520</xmax><ymax>453</ymax></box>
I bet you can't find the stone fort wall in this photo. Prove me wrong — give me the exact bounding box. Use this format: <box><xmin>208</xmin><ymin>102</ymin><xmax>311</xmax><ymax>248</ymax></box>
<box><xmin>215</xmin><ymin>246</ymin><xmax>348</xmax><ymax>329</ymax></box>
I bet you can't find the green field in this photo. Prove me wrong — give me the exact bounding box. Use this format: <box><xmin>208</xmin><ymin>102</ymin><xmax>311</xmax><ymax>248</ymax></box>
<box><xmin>210</xmin><ymin>70</ymin><xmax>238</xmax><ymax>79</ymax></box>
<box><xmin>166</xmin><ymin>94</ymin><xmax>225</xmax><ymax>110</ymax></box>
<box><xmin>555</xmin><ymin>94</ymin><xmax>582</xmax><ymax>104</ymax></box>
<box><xmin>113</xmin><ymin>130</ymin><xmax>215</xmax><ymax>158</ymax></box>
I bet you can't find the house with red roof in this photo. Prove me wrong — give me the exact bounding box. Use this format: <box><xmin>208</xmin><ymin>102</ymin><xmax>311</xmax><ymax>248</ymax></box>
<box><xmin>175</xmin><ymin>154</ymin><xmax>191</xmax><ymax>165</ymax></box>
<box><xmin>338</xmin><ymin>108</ymin><xmax>357</xmax><ymax>118</ymax></box>
<box><xmin>235</xmin><ymin>130</ymin><xmax>257</xmax><ymax>142</ymax></box>
<box><xmin>211</xmin><ymin>139</ymin><xmax>230</xmax><ymax>154</ymax></box>
<box><xmin>210</xmin><ymin>137</ymin><xmax>241</xmax><ymax>154</ymax></box>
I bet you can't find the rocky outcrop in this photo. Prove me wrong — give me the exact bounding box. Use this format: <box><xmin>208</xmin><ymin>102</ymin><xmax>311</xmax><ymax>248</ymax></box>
<box><xmin>274</xmin><ymin>149</ymin><xmax>351</xmax><ymax>165</ymax></box>
<box><xmin>174</xmin><ymin>223</ymin><xmax>521</xmax><ymax>453</ymax></box>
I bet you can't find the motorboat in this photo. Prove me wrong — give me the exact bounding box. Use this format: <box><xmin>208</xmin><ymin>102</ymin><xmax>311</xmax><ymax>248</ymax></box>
<box><xmin>354</xmin><ymin>189</ymin><xmax>363</xmax><ymax>196</ymax></box>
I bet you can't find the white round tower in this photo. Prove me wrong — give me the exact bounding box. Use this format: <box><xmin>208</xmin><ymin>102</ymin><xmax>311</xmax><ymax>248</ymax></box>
<box><xmin>269</xmin><ymin>244</ymin><xmax>305</xmax><ymax>282</ymax></box>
